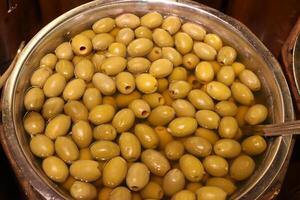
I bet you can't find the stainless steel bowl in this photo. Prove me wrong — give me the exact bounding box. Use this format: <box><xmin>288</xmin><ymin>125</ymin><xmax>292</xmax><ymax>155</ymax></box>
<box><xmin>1</xmin><ymin>0</ymin><xmax>294</xmax><ymax>199</ymax></box>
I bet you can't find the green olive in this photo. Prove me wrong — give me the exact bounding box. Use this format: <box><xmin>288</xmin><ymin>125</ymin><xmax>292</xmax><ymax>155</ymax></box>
<box><xmin>232</xmin><ymin>62</ymin><xmax>246</xmax><ymax>76</ymax></box>
<box><xmin>214</xmin><ymin>139</ymin><xmax>241</xmax><ymax>159</ymax></box>
<box><xmin>162</xmin><ymin>16</ymin><xmax>181</xmax><ymax>35</ymax></box>
<box><xmin>93</xmin><ymin>124</ymin><xmax>117</xmax><ymax>141</ymax></box>
<box><xmin>71</xmin><ymin>34</ymin><xmax>92</xmax><ymax>56</ymax></box>
<box><xmin>115</xmin><ymin>13</ymin><xmax>140</xmax><ymax>29</ymax></box>
<box><xmin>45</xmin><ymin>114</ymin><xmax>71</xmax><ymax>139</ymax></box>
<box><xmin>172</xmin><ymin>99</ymin><xmax>195</xmax><ymax>117</ymax></box>
<box><xmin>55</xmin><ymin>136</ymin><xmax>79</xmax><ymax>163</ymax></box>
<box><xmin>147</xmin><ymin>105</ymin><xmax>175</xmax><ymax>126</ymax></box>
<box><xmin>92</xmin><ymin>72</ymin><xmax>116</xmax><ymax>95</ymax></box>
<box><xmin>217</xmin><ymin>66</ymin><xmax>235</xmax><ymax>86</ymax></box>
<box><xmin>163</xmin><ymin>168</ymin><xmax>185</xmax><ymax>196</ymax></box>
<box><xmin>203</xmin><ymin>155</ymin><xmax>228</xmax><ymax>177</ymax></box>
<box><xmin>127</xmin><ymin>38</ymin><xmax>154</xmax><ymax>57</ymax></box>
<box><xmin>30</xmin><ymin>67</ymin><xmax>53</xmax><ymax>87</ymax></box>
<box><xmin>168</xmin><ymin>117</ymin><xmax>197</xmax><ymax>137</ymax></box>
<box><xmin>157</xmin><ymin>78</ymin><xmax>169</xmax><ymax>92</ymax></box>
<box><xmin>30</xmin><ymin>134</ymin><xmax>54</xmax><ymax>158</ymax></box>
<box><xmin>70</xmin><ymin>181</ymin><xmax>97</xmax><ymax>200</ymax></box>
<box><xmin>141</xmin><ymin>12</ymin><xmax>163</xmax><ymax>29</ymax></box>
<box><xmin>55</xmin><ymin>59</ymin><xmax>74</xmax><ymax>80</ymax></box>
<box><xmin>204</xmin><ymin>33</ymin><xmax>223</xmax><ymax>51</ymax></box>
<box><xmin>74</xmin><ymin>59</ymin><xmax>94</xmax><ymax>82</ymax></box>
<box><xmin>206</xmin><ymin>81</ymin><xmax>231</xmax><ymax>101</ymax></box>
<box><xmin>119</xmin><ymin>132</ymin><xmax>141</xmax><ymax>162</ymax></box>
<box><xmin>88</xmin><ymin>104</ymin><xmax>115</xmax><ymax>125</ymax></box>
<box><xmin>72</xmin><ymin>120</ymin><xmax>93</xmax><ymax>148</ymax></box>
<box><xmin>215</xmin><ymin>101</ymin><xmax>237</xmax><ymax>117</ymax></box>
<box><xmin>171</xmin><ymin>190</ymin><xmax>196</xmax><ymax>200</ymax></box>
<box><xmin>42</xmin><ymin>156</ymin><xmax>69</xmax><ymax>182</ymax></box>
<box><xmin>101</xmin><ymin>56</ymin><xmax>127</xmax><ymax>76</ymax></box>
<box><xmin>242</xmin><ymin>135</ymin><xmax>267</xmax><ymax>156</ymax></box>
<box><xmin>193</xmin><ymin>42</ymin><xmax>217</xmax><ymax>61</ymax></box>
<box><xmin>42</xmin><ymin>97</ymin><xmax>64</xmax><ymax>120</ymax></box>
<box><xmin>168</xmin><ymin>67</ymin><xmax>187</xmax><ymax>82</ymax></box>
<box><xmin>116</xmin><ymin>28</ymin><xmax>135</xmax><ymax>45</ymax></box>
<box><xmin>188</xmin><ymin>89</ymin><xmax>214</xmax><ymax>110</ymax></box>
<box><xmin>127</xmin><ymin>57</ymin><xmax>151</xmax><ymax>74</ymax></box>
<box><xmin>64</xmin><ymin>100</ymin><xmax>89</xmax><ymax>122</ymax></box>
<box><xmin>128</xmin><ymin>99</ymin><xmax>151</xmax><ymax>119</ymax></box>
<box><xmin>217</xmin><ymin>46</ymin><xmax>237</xmax><ymax>65</ymax></box>
<box><xmin>92</xmin><ymin>52</ymin><xmax>105</xmax><ymax>72</ymax></box>
<box><xmin>230</xmin><ymin>155</ymin><xmax>255</xmax><ymax>181</ymax></box>
<box><xmin>78</xmin><ymin>29</ymin><xmax>96</xmax><ymax>39</ymax></box>
<box><xmin>195</xmin><ymin>110</ymin><xmax>220</xmax><ymax>129</ymax></box>
<box><xmin>182</xmin><ymin>22</ymin><xmax>206</xmax><ymax>41</ymax></box>
<box><xmin>196</xmin><ymin>186</ymin><xmax>226</xmax><ymax>200</ymax></box>
<box><xmin>231</xmin><ymin>82</ymin><xmax>254</xmax><ymax>105</ymax></box>
<box><xmin>142</xmin><ymin>93</ymin><xmax>165</xmax><ymax>108</ymax></box>
<box><xmin>112</xmin><ymin>108</ymin><xmax>135</xmax><ymax>132</ymax></box>
<box><xmin>195</xmin><ymin>61</ymin><xmax>215</xmax><ymax>83</ymax></box>
<box><xmin>90</xmin><ymin>140</ymin><xmax>120</xmax><ymax>160</ymax></box>
<box><xmin>83</xmin><ymin>87</ymin><xmax>102</xmax><ymax>110</ymax></box>
<box><xmin>147</xmin><ymin>46</ymin><xmax>162</xmax><ymax>61</ymax></box>
<box><xmin>183</xmin><ymin>53</ymin><xmax>200</xmax><ymax>70</ymax></box>
<box><xmin>136</xmin><ymin>73</ymin><xmax>158</xmax><ymax>94</ymax></box>
<box><xmin>135</xmin><ymin>26</ymin><xmax>152</xmax><ymax>39</ymax></box>
<box><xmin>55</xmin><ymin>42</ymin><xmax>74</xmax><ymax>60</ymax></box>
<box><xmin>135</xmin><ymin>123</ymin><xmax>159</xmax><ymax>149</ymax></box>
<box><xmin>195</xmin><ymin>128</ymin><xmax>220</xmax><ymax>145</ymax></box>
<box><xmin>92</xmin><ymin>33</ymin><xmax>114</xmax><ymax>50</ymax></box>
<box><xmin>43</xmin><ymin>73</ymin><xmax>66</xmax><ymax>97</ymax></box>
<box><xmin>184</xmin><ymin>136</ymin><xmax>212</xmax><ymax>157</ymax></box>
<box><xmin>238</xmin><ymin>69</ymin><xmax>261</xmax><ymax>91</ymax></box>
<box><xmin>168</xmin><ymin>81</ymin><xmax>192</xmax><ymax>99</ymax></box>
<box><xmin>174</xmin><ymin>32</ymin><xmax>193</xmax><ymax>54</ymax></box>
<box><xmin>92</xmin><ymin>17</ymin><xmax>115</xmax><ymax>33</ymax></box>
<box><xmin>126</xmin><ymin>162</ymin><xmax>150</xmax><ymax>191</ymax></box>
<box><xmin>40</xmin><ymin>53</ymin><xmax>57</xmax><ymax>69</ymax></box>
<box><xmin>206</xmin><ymin>177</ymin><xmax>237</xmax><ymax>195</ymax></box>
<box><xmin>24</xmin><ymin>87</ymin><xmax>45</xmax><ymax>111</ymax></box>
<box><xmin>152</xmin><ymin>28</ymin><xmax>174</xmax><ymax>47</ymax></box>
<box><xmin>115</xmin><ymin>72</ymin><xmax>135</xmax><ymax>94</ymax></box>
<box><xmin>140</xmin><ymin>181</ymin><xmax>164</xmax><ymax>199</ymax></box>
<box><xmin>150</xmin><ymin>58</ymin><xmax>173</xmax><ymax>78</ymax></box>
<box><xmin>218</xmin><ymin>117</ymin><xmax>238</xmax><ymax>139</ymax></box>
<box><xmin>103</xmin><ymin>156</ymin><xmax>127</xmax><ymax>187</ymax></box>
<box><xmin>70</xmin><ymin>160</ymin><xmax>101</xmax><ymax>182</ymax></box>
<box><xmin>116</xmin><ymin>91</ymin><xmax>141</xmax><ymax>108</ymax></box>
<box><xmin>110</xmin><ymin>187</ymin><xmax>132</xmax><ymax>200</ymax></box>
<box><xmin>164</xmin><ymin>141</ymin><xmax>184</xmax><ymax>160</ymax></box>
<box><xmin>245</xmin><ymin>104</ymin><xmax>268</xmax><ymax>125</ymax></box>
<box><xmin>108</xmin><ymin>42</ymin><xmax>127</xmax><ymax>57</ymax></box>
<box><xmin>63</xmin><ymin>78</ymin><xmax>86</xmax><ymax>101</ymax></box>
<box><xmin>179</xmin><ymin>154</ymin><xmax>205</xmax><ymax>182</ymax></box>
<box><xmin>141</xmin><ymin>149</ymin><xmax>170</xmax><ymax>176</ymax></box>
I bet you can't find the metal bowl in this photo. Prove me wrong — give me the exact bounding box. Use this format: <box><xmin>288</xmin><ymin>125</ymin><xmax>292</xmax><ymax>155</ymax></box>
<box><xmin>1</xmin><ymin>0</ymin><xmax>294</xmax><ymax>199</ymax></box>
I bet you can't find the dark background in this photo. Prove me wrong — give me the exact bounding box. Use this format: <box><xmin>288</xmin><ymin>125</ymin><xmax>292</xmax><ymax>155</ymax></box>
<box><xmin>0</xmin><ymin>0</ymin><xmax>300</xmax><ymax>199</ymax></box>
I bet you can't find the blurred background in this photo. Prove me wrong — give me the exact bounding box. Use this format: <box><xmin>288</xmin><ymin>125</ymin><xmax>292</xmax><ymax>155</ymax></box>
<box><xmin>0</xmin><ymin>0</ymin><xmax>299</xmax><ymax>199</ymax></box>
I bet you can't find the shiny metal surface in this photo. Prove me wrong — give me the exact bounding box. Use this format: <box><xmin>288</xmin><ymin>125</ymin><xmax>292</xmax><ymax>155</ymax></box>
<box><xmin>293</xmin><ymin>33</ymin><xmax>300</xmax><ymax>96</ymax></box>
<box><xmin>1</xmin><ymin>0</ymin><xmax>294</xmax><ymax>199</ymax></box>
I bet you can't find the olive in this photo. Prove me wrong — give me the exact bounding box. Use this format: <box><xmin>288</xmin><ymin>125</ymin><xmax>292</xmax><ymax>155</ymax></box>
<box><xmin>115</xmin><ymin>13</ymin><xmax>140</xmax><ymax>29</ymax></box>
<box><xmin>209</xmin><ymin>61</ymin><xmax>221</xmax><ymax>73</ymax></box>
<box><xmin>195</xmin><ymin>110</ymin><xmax>220</xmax><ymax>129</ymax></box>
<box><xmin>186</xmin><ymin>182</ymin><xmax>203</xmax><ymax>193</ymax></box>
<box><xmin>116</xmin><ymin>91</ymin><xmax>141</xmax><ymax>108</ymax></box>
<box><xmin>206</xmin><ymin>177</ymin><xmax>237</xmax><ymax>195</ymax></box>
<box><xmin>149</xmin><ymin>58</ymin><xmax>174</xmax><ymax>78</ymax></box>
<box><xmin>135</xmin><ymin>26</ymin><xmax>152</xmax><ymax>39</ymax></box>
<box><xmin>88</xmin><ymin>104</ymin><xmax>115</xmax><ymax>125</ymax></box>
<box><xmin>128</xmin><ymin>99</ymin><xmax>151</xmax><ymax>119</ymax></box>
<box><xmin>101</xmin><ymin>56</ymin><xmax>127</xmax><ymax>76</ymax></box>
<box><xmin>134</xmin><ymin>123</ymin><xmax>159</xmax><ymax>149</ymax></box>
<box><xmin>136</xmin><ymin>73</ymin><xmax>158</xmax><ymax>94</ymax></box>
<box><xmin>188</xmin><ymin>89</ymin><xmax>214</xmax><ymax>110</ymax></box>
<box><xmin>168</xmin><ymin>80</ymin><xmax>192</xmax><ymax>99</ymax></box>
<box><xmin>206</xmin><ymin>81</ymin><xmax>231</xmax><ymax>101</ymax></box>
<box><xmin>183</xmin><ymin>53</ymin><xmax>200</xmax><ymax>70</ymax></box>
<box><xmin>70</xmin><ymin>160</ymin><xmax>101</xmax><ymax>182</ymax></box>
<box><xmin>141</xmin><ymin>149</ymin><xmax>170</xmax><ymax>176</ymax></box>
<box><xmin>147</xmin><ymin>46</ymin><xmax>162</xmax><ymax>61</ymax></box>
<box><xmin>242</xmin><ymin>135</ymin><xmax>267</xmax><ymax>156</ymax></box>
<box><xmin>92</xmin><ymin>17</ymin><xmax>115</xmax><ymax>33</ymax></box>
<box><xmin>127</xmin><ymin>57</ymin><xmax>151</xmax><ymax>74</ymax></box>
<box><xmin>55</xmin><ymin>42</ymin><xmax>73</xmax><ymax>60</ymax></box>
<box><xmin>126</xmin><ymin>162</ymin><xmax>150</xmax><ymax>191</ymax></box>
<box><xmin>147</xmin><ymin>105</ymin><xmax>175</xmax><ymax>126</ymax></box>
<box><xmin>174</xmin><ymin>32</ymin><xmax>193</xmax><ymax>54</ymax></box>
<box><xmin>30</xmin><ymin>134</ymin><xmax>54</xmax><ymax>158</ymax></box>
<box><xmin>162</xmin><ymin>16</ymin><xmax>181</xmax><ymax>35</ymax></box>
<box><xmin>152</xmin><ymin>28</ymin><xmax>174</xmax><ymax>47</ymax></box>
<box><xmin>71</xmin><ymin>34</ymin><xmax>93</xmax><ymax>56</ymax></box>
<box><xmin>98</xmin><ymin>187</ymin><xmax>113</xmax><ymax>200</ymax></box>
<box><xmin>141</xmin><ymin>12</ymin><xmax>163</xmax><ymax>29</ymax></box>
<box><xmin>179</xmin><ymin>154</ymin><xmax>205</xmax><ymax>182</ymax></box>
<box><xmin>115</xmin><ymin>72</ymin><xmax>135</xmax><ymax>94</ymax></box>
<box><xmin>92</xmin><ymin>52</ymin><xmax>106</xmax><ymax>72</ymax></box>
<box><xmin>112</xmin><ymin>108</ymin><xmax>135</xmax><ymax>133</ymax></box>
<box><xmin>217</xmin><ymin>66</ymin><xmax>235</xmax><ymax>86</ymax></box>
<box><xmin>168</xmin><ymin>67</ymin><xmax>187</xmax><ymax>82</ymax></box>
<box><xmin>204</xmin><ymin>33</ymin><xmax>223</xmax><ymax>51</ymax></box>
<box><xmin>172</xmin><ymin>99</ymin><xmax>196</xmax><ymax>117</ymax></box>
<box><xmin>215</xmin><ymin>101</ymin><xmax>237</xmax><ymax>117</ymax></box>
<box><xmin>154</xmin><ymin>126</ymin><xmax>174</xmax><ymax>150</ymax></box>
<box><xmin>244</xmin><ymin>104</ymin><xmax>268</xmax><ymax>125</ymax></box>
<box><xmin>184</xmin><ymin>136</ymin><xmax>212</xmax><ymax>157</ymax></box>
<box><xmin>127</xmin><ymin>38</ymin><xmax>154</xmax><ymax>57</ymax></box>
<box><xmin>230</xmin><ymin>155</ymin><xmax>255</xmax><ymax>181</ymax></box>
<box><xmin>64</xmin><ymin>100</ymin><xmax>89</xmax><ymax>122</ymax></box>
<box><xmin>63</xmin><ymin>78</ymin><xmax>86</xmax><ymax>101</ymax></box>
<box><xmin>195</xmin><ymin>128</ymin><xmax>220</xmax><ymax>145</ymax></box>
<box><xmin>70</xmin><ymin>181</ymin><xmax>97</xmax><ymax>200</ymax></box>
<box><xmin>196</xmin><ymin>186</ymin><xmax>227</xmax><ymax>200</ymax></box>
<box><xmin>92</xmin><ymin>33</ymin><xmax>114</xmax><ymax>50</ymax></box>
<box><xmin>72</xmin><ymin>120</ymin><xmax>93</xmax><ymax>148</ymax></box>
<box><xmin>119</xmin><ymin>132</ymin><xmax>141</xmax><ymax>162</ymax></box>
<box><xmin>43</xmin><ymin>73</ymin><xmax>66</xmax><ymax>97</ymax></box>
<box><xmin>55</xmin><ymin>136</ymin><xmax>79</xmax><ymax>163</ymax></box>
<box><xmin>108</xmin><ymin>42</ymin><xmax>127</xmax><ymax>57</ymax></box>
<box><xmin>83</xmin><ymin>87</ymin><xmax>102</xmax><ymax>110</ymax></box>
<box><xmin>232</xmin><ymin>62</ymin><xmax>246</xmax><ymax>76</ymax></box>
<box><xmin>40</xmin><ymin>53</ymin><xmax>57</xmax><ymax>69</ymax></box>
<box><xmin>45</xmin><ymin>114</ymin><xmax>71</xmax><ymax>139</ymax></box>
<box><xmin>171</xmin><ymin>190</ymin><xmax>196</xmax><ymax>200</ymax></box>
<box><xmin>182</xmin><ymin>22</ymin><xmax>206</xmax><ymax>41</ymax></box>
<box><xmin>235</xmin><ymin>105</ymin><xmax>249</xmax><ymax>127</ymax></box>
<box><xmin>164</xmin><ymin>140</ymin><xmax>185</xmax><ymax>160</ymax></box>
<box><xmin>116</xmin><ymin>28</ymin><xmax>135</xmax><ymax>45</ymax></box>
<box><xmin>142</xmin><ymin>93</ymin><xmax>165</xmax><ymax>108</ymax></box>
<box><xmin>214</xmin><ymin>139</ymin><xmax>241</xmax><ymax>159</ymax></box>
<box><xmin>195</xmin><ymin>61</ymin><xmax>215</xmax><ymax>83</ymax></box>
<box><xmin>140</xmin><ymin>181</ymin><xmax>164</xmax><ymax>199</ymax></box>
<box><xmin>78</xmin><ymin>148</ymin><xmax>92</xmax><ymax>160</ymax></box>
<box><xmin>162</xmin><ymin>168</ymin><xmax>185</xmax><ymax>196</ymax></box>
<box><xmin>30</xmin><ymin>67</ymin><xmax>53</xmax><ymax>88</ymax></box>
<box><xmin>42</xmin><ymin>97</ymin><xmax>64</xmax><ymax>120</ymax></box>
<box><xmin>218</xmin><ymin>117</ymin><xmax>239</xmax><ymax>139</ymax></box>
<box><xmin>24</xmin><ymin>87</ymin><xmax>45</xmax><ymax>111</ymax></box>
<box><xmin>103</xmin><ymin>156</ymin><xmax>127</xmax><ymax>187</ymax></box>
<box><xmin>203</xmin><ymin>155</ymin><xmax>229</xmax><ymax>177</ymax></box>
<box><xmin>93</xmin><ymin>124</ymin><xmax>117</xmax><ymax>141</ymax></box>
<box><xmin>90</xmin><ymin>140</ymin><xmax>120</xmax><ymax>160</ymax></box>
<box><xmin>55</xmin><ymin>59</ymin><xmax>74</xmax><ymax>81</ymax></box>
<box><xmin>193</xmin><ymin>42</ymin><xmax>217</xmax><ymax>61</ymax></box>
<box><xmin>231</xmin><ymin>82</ymin><xmax>255</xmax><ymax>105</ymax></box>
<box><xmin>217</xmin><ymin>46</ymin><xmax>237</xmax><ymax>65</ymax></box>
<box><xmin>74</xmin><ymin>59</ymin><xmax>95</xmax><ymax>81</ymax></box>
<box><xmin>109</xmin><ymin>187</ymin><xmax>132</xmax><ymax>200</ymax></box>
<box><xmin>168</xmin><ymin>117</ymin><xmax>197</xmax><ymax>137</ymax></box>
<box><xmin>42</xmin><ymin>156</ymin><xmax>69</xmax><ymax>182</ymax></box>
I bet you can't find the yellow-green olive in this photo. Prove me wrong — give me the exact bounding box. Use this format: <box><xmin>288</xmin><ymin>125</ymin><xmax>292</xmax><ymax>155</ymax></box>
<box><xmin>163</xmin><ymin>168</ymin><xmax>185</xmax><ymax>196</ymax></box>
<box><xmin>71</xmin><ymin>34</ymin><xmax>92</xmax><ymax>56</ymax></box>
<box><xmin>206</xmin><ymin>177</ymin><xmax>237</xmax><ymax>195</ymax></box>
<box><xmin>140</xmin><ymin>181</ymin><xmax>164</xmax><ymax>199</ymax></box>
<box><xmin>183</xmin><ymin>53</ymin><xmax>200</xmax><ymax>70</ymax></box>
<box><xmin>55</xmin><ymin>59</ymin><xmax>74</xmax><ymax>80</ymax></box>
<box><xmin>172</xmin><ymin>99</ymin><xmax>195</xmax><ymax>117</ymax></box>
<box><xmin>135</xmin><ymin>26</ymin><xmax>152</xmax><ymax>39</ymax></box>
<box><xmin>115</xmin><ymin>13</ymin><xmax>140</xmax><ymax>29</ymax></box>
<box><xmin>72</xmin><ymin>120</ymin><xmax>93</xmax><ymax>148</ymax></box>
<box><xmin>162</xmin><ymin>16</ymin><xmax>181</xmax><ymax>35</ymax></box>
<box><xmin>152</xmin><ymin>28</ymin><xmax>174</xmax><ymax>47</ymax></box>
<box><xmin>116</xmin><ymin>28</ymin><xmax>135</xmax><ymax>45</ymax></box>
<box><xmin>42</xmin><ymin>97</ymin><xmax>64</xmax><ymax>120</ymax></box>
<box><xmin>230</xmin><ymin>155</ymin><xmax>255</xmax><ymax>181</ymax></box>
<box><xmin>231</xmin><ymin>82</ymin><xmax>254</xmax><ymax>105</ymax></box>
<box><xmin>171</xmin><ymin>190</ymin><xmax>196</xmax><ymax>200</ymax></box>
<box><xmin>179</xmin><ymin>154</ymin><xmax>205</xmax><ymax>182</ymax></box>
<box><xmin>148</xmin><ymin>105</ymin><xmax>175</xmax><ymax>126</ymax></box>
<box><xmin>184</xmin><ymin>136</ymin><xmax>212</xmax><ymax>157</ymax></box>
<box><xmin>129</xmin><ymin>99</ymin><xmax>151</xmax><ymax>118</ymax></box>
<box><xmin>83</xmin><ymin>87</ymin><xmax>102</xmax><ymax>110</ymax></box>
<box><xmin>93</xmin><ymin>124</ymin><xmax>117</xmax><ymax>141</ymax></box>
<box><xmin>168</xmin><ymin>117</ymin><xmax>197</xmax><ymax>137</ymax></box>
<box><xmin>195</xmin><ymin>61</ymin><xmax>215</xmax><ymax>83</ymax></box>
<box><xmin>78</xmin><ymin>29</ymin><xmax>96</xmax><ymax>39</ymax></box>
<box><xmin>182</xmin><ymin>22</ymin><xmax>206</xmax><ymax>40</ymax></box>
<box><xmin>217</xmin><ymin>46</ymin><xmax>237</xmax><ymax>65</ymax></box>
<box><xmin>127</xmin><ymin>38</ymin><xmax>154</xmax><ymax>57</ymax></box>
<box><xmin>136</xmin><ymin>73</ymin><xmax>158</xmax><ymax>94</ymax></box>
<box><xmin>90</xmin><ymin>140</ymin><xmax>120</xmax><ymax>160</ymax></box>
<box><xmin>127</xmin><ymin>57</ymin><xmax>151</xmax><ymax>74</ymax></box>
<box><xmin>232</xmin><ymin>62</ymin><xmax>246</xmax><ymax>76</ymax></box>
<box><xmin>196</xmin><ymin>186</ymin><xmax>226</xmax><ymax>200</ymax></box>
<box><xmin>92</xmin><ymin>52</ymin><xmax>105</xmax><ymax>72</ymax></box>
<box><xmin>203</xmin><ymin>155</ymin><xmax>228</xmax><ymax>177</ymax></box>
<box><xmin>214</xmin><ymin>139</ymin><xmax>241</xmax><ymax>159</ymax></box>
<box><xmin>141</xmin><ymin>12</ymin><xmax>163</xmax><ymax>29</ymax></box>
<box><xmin>174</xmin><ymin>32</ymin><xmax>193</xmax><ymax>54</ymax></box>
<box><xmin>115</xmin><ymin>72</ymin><xmax>135</xmax><ymax>94</ymax></box>
<box><xmin>193</xmin><ymin>42</ymin><xmax>217</xmax><ymax>61</ymax></box>
<box><xmin>109</xmin><ymin>187</ymin><xmax>132</xmax><ymax>200</ymax></box>
<box><xmin>238</xmin><ymin>69</ymin><xmax>261</xmax><ymax>91</ymax></box>
<box><xmin>108</xmin><ymin>42</ymin><xmax>127</xmax><ymax>57</ymax></box>
<box><xmin>206</xmin><ymin>81</ymin><xmax>231</xmax><ymax>101</ymax></box>
<box><xmin>92</xmin><ymin>17</ymin><xmax>115</xmax><ymax>33</ymax></box>
<box><xmin>30</xmin><ymin>67</ymin><xmax>53</xmax><ymax>87</ymax></box>
<box><xmin>70</xmin><ymin>160</ymin><xmax>101</xmax><ymax>182</ymax></box>
<box><xmin>92</xmin><ymin>73</ymin><xmax>116</xmax><ymax>95</ymax></box>
<box><xmin>103</xmin><ymin>156</ymin><xmax>127</xmax><ymax>187</ymax></box>
<box><xmin>195</xmin><ymin>128</ymin><xmax>220</xmax><ymax>145</ymax></box>
<box><xmin>63</xmin><ymin>78</ymin><xmax>86</xmax><ymax>101</ymax></box>
<box><xmin>42</xmin><ymin>156</ymin><xmax>69</xmax><ymax>182</ymax></box>
<box><xmin>112</xmin><ymin>108</ymin><xmax>135</xmax><ymax>133</ymax></box>
<box><xmin>30</xmin><ymin>134</ymin><xmax>54</xmax><ymax>158</ymax></box>
<box><xmin>215</xmin><ymin>101</ymin><xmax>237</xmax><ymax>117</ymax></box>
<box><xmin>24</xmin><ymin>87</ymin><xmax>45</xmax><ymax>111</ymax></box>
<box><xmin>195</xmin><ymin>110</ymin><xmax>220</xmax><ymax>129</ymax></box>
<box><xmin>141</xmin><ymin>149</ymin><xmax>170</xmax><ymax>176</ymax></box>
<box><xmin>234</xmin><ymin>106</ymin><xmax>250</xmax><ymax>127</ymax></box>
<box><xmin>142</xmin><ymin>93</ymin><xmax>165</xmax><ymax>108</ymax></box>
<box><xmin>101</xmin><ymin>56</ymin><xmax>127</xmax><ymax>76</ymax></box>
<box><xmin>116</xmin><ymin>91</ymin><xmax>141</xmax><ymax>108</ymax></box>
<box><xmin>40</xmin><ymin>53</ymin><xmax>57</xmax><ymax>69</ymax></box>
<box><xmin>168</xmin><ymin>80</ymin><xmax>192</xmax><ymax>99</ymax></box>
<box><xmin>187</xmin><ymin>75</ymin><xmax>202</xmax><ymax>89</ymax></box>
<box><xmin>164</xmin><ymin>140</ymin><xmax>184</xmax><ymax>160</ymax></box>
<box><xmin>134</xmin><ymin>123</ymin><xmax>159</xmax><ymax>149</ymax></box>
<box><xmin>74</xmin><ymin>59</ymin><xmax>94</xmax><ymax>82</ymax></box>
<box><xmin>45</xmin><ymin>114</ymin><xmax>71</xmax><ymax>139</ymax></box>
<box><xmin>119</xmin><ymin>132</ymin><xmax>141</xmax><ymax>162</ymax></box>
<box><xmin>218</xmin><ymin>117</ymin><xmax>238</xmax><ymax>139</ymax></box>
<box><xmin>188</xmin><ymin>89</ymin><xmax>214</xmax><ymax>110</ymax></box>
<box><xmin>64</xmin><ymin>100</ymin><xmax>89</xmax><ymax>122</ymax></box>
<box><xmin>55</xmin><ymin>42</ymin><xmax>74</xmax><ymax>60</ymax></box>
<box><xmin>150</xmin><ymin>58</ymin><xmax>173</xmax><ymax>78</ymax></box>
<box><xmin>168</xmin><ymin>67</ymin><xmax>187</xmax><ymax>82</ymax></box>
<box><xmin>92</xmin><ymin>33</ymin><xmax>114</xmax><ymax>50</ymax></box>
<box><xmin>70</xmin><ymin>181</ymin><xmax>97</xmax><ymax>200</ymax></box>
<box><xmin>88</xmin><ymin>104</ymin><xmax>115</xmax><ymax>125</ymax></box>
<box><xmin>126</xmin><ymin>162</ymin><xmax>150</xmax><ymax>191</ymax></box>
<box><xmin>55</xmin><ymin>136</ymin><xmax>79</xmax><ymax>163</ymax></box>
<box><xmin>147</xmin><ymin>46</ymin><xmax>162</xmax><ymax>61</ymax></box>
<box><xmin>204</xmin><ymin>33</ymin><xmax>223</xmax><ymax>51</ymax></box>
<box><xmin>217</xmin><ymin>66</ymin><xmax>235</xmax><ymax>86</ymax></box>
<box><xmin>43</xmin><ymin>73</ymin><xmax>66</xmax><ymax>97</ymax></box>
<box><xmin>242</xmin><ymin>135</ymin><xmax>267</xmax><ymax>156</ymax></box>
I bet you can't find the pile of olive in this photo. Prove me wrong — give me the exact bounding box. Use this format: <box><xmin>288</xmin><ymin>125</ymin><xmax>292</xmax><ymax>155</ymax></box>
<box><xmin>23</xmin><ymin>11</ymin><xmax>268</xmax><ymax>200</ymax></box>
